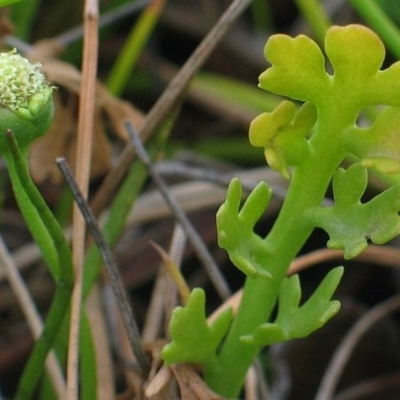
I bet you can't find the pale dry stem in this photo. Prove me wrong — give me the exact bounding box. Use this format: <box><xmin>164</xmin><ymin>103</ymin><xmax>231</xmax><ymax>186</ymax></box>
<box><xmin>67</xmin><ymin>0</ymin><xmax>100</xmax><ymax>399</ymax></box>
<box><xmin>143</xmin><ymin>223</ymin><xmax>188</xmax><ymax>342</ymax></box>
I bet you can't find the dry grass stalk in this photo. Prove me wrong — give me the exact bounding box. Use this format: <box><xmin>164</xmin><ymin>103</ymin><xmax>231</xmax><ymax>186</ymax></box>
<box><xmin>67</xmin><ymin>0</ymin><xmax>99</xmax><ymax>399</ymax></box>
<box><xmin>0</xmin><ymin>235</ymin><xmax>65</xmax><ymax>399</ymax></box>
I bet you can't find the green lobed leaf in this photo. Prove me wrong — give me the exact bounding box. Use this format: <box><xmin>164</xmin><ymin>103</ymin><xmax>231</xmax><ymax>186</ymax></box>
<box><xmin>370</xmin><ymin>62</ymin><xmax>400</xmax><ymax>106</ymax></box>
<box><xmin>216</xmin><ymin>178</ymin><xmax>273</xmax><ymax>279</ymax></box>
<box><xmin>259</xmin><ymin>24</ymin><xmax>400</xmax><ymax>122</ymax></box>
<box><xmin>328</xmin><ymin>27</ymin><xmax>400</xmax><ymax>106</ymax></box>
<box><xmin>259</xmin><ymin>25</ymin><xmax>400</xmax><ymax>108</ymax></box>
<box><xmin>254</xmin><ymin>25</ymin><xmax>400</xmax><ymax>182</ymax></box>
<box><xmin>325</xmin><ymin>25</ymin><xmax>385</xmax><ymax>92</ymax></box>
<box><xmin>242</xmin><ymin>267</ymin><xmax>343</xmax><ymax>346</ymax></box>
<box><xmin>346</xmin><ymin>106</ymin><xmax>400</xmax><ymax>174</ymax></box>
<box><xmin>161</xmin><ymin>288</ymin><xmax>232</xmax><ymax>368</ymax></box>
<box><xmin>249</xmin><ymin>101</ymin><xmax>315</xmax><ymax>178</ymax></box>
<box><xmin>259</xmin><ymin>33</ymin><xmax>329</xmax><ymax>103</ymax></box>
<box><xmin>307</xmin><ymin>164</ymin><xmax>400</xmax><ymax>259</ymax></box>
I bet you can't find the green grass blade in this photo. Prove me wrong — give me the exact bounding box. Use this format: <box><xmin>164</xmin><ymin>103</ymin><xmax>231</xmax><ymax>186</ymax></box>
<box><xmin>295</xmin><ymin>0</ymin><xmax>331</xmax><ymax>45</ymax></box>
<box><xmin>107</xmin><ymin>0</ymin><xmax>165</xmax><ymax>96</ymax></box>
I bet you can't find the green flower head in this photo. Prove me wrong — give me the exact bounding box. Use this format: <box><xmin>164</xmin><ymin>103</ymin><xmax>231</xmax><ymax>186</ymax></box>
<box><xmin>0</xmin><ymin>49</ymin><xmax>54</xmax><ymax>153</ymax></box>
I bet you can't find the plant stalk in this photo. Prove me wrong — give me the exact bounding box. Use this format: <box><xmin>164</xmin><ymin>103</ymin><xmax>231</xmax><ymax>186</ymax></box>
<box><xmin>206</xmin><ymin>107</ymin><xmax>351</xmax><ymax>397</ymax></box>
<box><xmin>3</xmin><ymin>132</ymin><xmax>73</xmax><ymax>399</ymax></box>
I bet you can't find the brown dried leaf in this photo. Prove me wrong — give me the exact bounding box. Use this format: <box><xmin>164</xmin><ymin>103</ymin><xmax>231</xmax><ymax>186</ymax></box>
<box><xmin>26</xmin><ymin>39</ymin><xmax>64</xmax><ymax>60</ymax></box>
<box><xmin>29</xmin><ymin>92</ymin><xmax>75</xmax><ymax>183</ymax></box>
<box><xmin>100</xmin><ymin>91</ymin><xmax>144</xmax><ymax>142</ymax></box>
<box><xmin>39</xmin><ymin>58</ymin><xmax>144</xmax><ymax>136</ymax></box>
<box><xmin>27</xmin><ymin>55</ymin><xmax>144</xmax><ymax>183</ymax></box>
<box><xmin>170</xmin><ymin>364</ymin><xmax>224</xmax><ymax>400</ymax></box>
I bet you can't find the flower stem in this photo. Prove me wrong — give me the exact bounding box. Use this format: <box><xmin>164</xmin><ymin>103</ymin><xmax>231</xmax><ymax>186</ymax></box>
<box><xmin>3</xmin><ymin>131</ymin><xmax>73</xmax><ymax>399</ymax></box>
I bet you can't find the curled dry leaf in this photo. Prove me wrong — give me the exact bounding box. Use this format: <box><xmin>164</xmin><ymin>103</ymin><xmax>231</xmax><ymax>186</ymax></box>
<box><xmin>29</xmin><ymin>93</ymin><xmax>75</xmax><ymax>183</ymax></box>
<box><xmin>30</xmin><ymin>94</ymin><xmax>114</xmax><ymax>183</ymax></box>
<box><xmin>27</xmin><ymin>50</ymin><xmax>144</xmax><ymax>183</ymax></box>
<box><xmin>170</xmin><ymin>364</ymin><xmax>224</xmax><ymax>400</ymax></box>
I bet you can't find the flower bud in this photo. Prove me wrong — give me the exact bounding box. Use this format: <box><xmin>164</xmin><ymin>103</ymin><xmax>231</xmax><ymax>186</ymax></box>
<box><xmin>0</xmin><ymin>49</ymin><xmax>54</xmax><ymax>154</ymax></box>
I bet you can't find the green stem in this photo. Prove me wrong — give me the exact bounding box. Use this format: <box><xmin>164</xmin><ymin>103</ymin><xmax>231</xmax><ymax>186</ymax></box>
<box><xmin>14</xmin><ymin>287</ymin><xmax>71</xmax><ymax>400</ymax></box>
<box><xmin>80</xmin><ymin>312</ymin><xmax>97</xmax><ymax>400</ymax></box>
<box><xmin>3</xmin><ymin>132</ymin><xmax>73</xmax><ymax>400</ymax></box>
<box><xmin>207</xmin><ymin>107</ymin><xmax>350</xmax><ymax>397</ymax></box>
